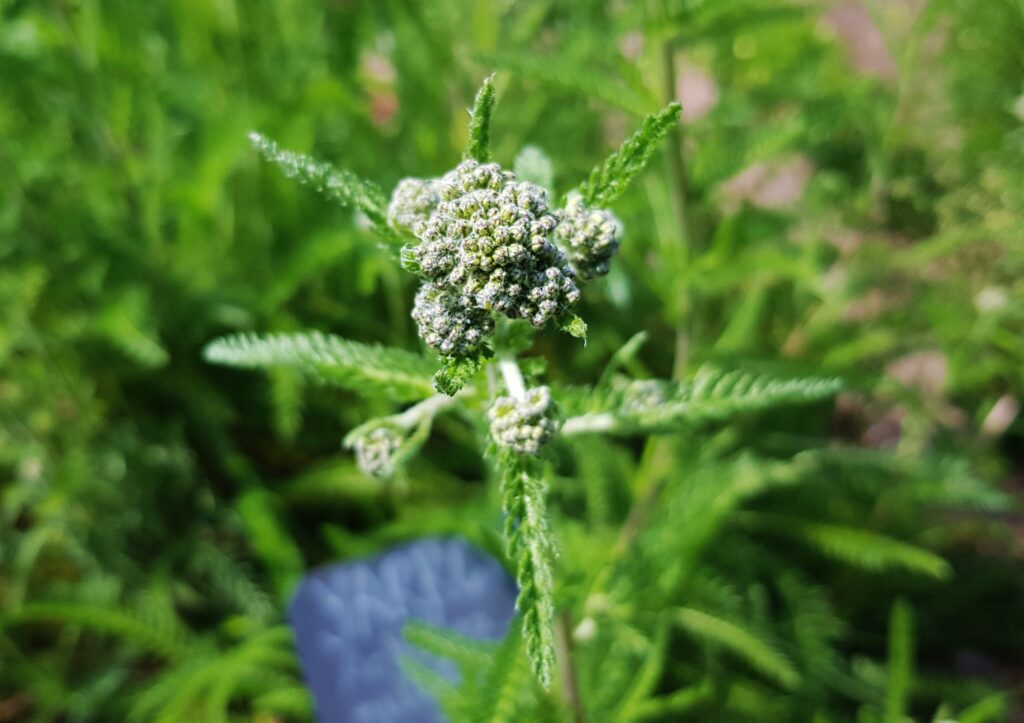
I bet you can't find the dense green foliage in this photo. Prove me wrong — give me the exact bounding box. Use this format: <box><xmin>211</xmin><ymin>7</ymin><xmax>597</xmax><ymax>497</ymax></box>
<box><xmin>2</xmin><ymin>0</ymin><xmax>1023</xmax><ymax>721</ymax></box>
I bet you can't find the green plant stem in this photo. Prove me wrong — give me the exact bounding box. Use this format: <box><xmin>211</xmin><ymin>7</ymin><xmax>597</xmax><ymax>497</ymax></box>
<box><xmin>661</xmin><ymin>41</ymin><xmax>692</xmax><ymax>253</ymax></box>
<box><xmin>556</xmin><ymin>611</ymin><xmax>587</xmax><ymax>723</ymax></box>
<box><xmin>661</xmin><ymin>40</ymin><xmax>695</xmax><ymax>380</ymax></box>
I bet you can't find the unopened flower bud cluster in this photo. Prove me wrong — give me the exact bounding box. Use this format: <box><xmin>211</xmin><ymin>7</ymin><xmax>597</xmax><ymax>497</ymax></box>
<box><xmin>554</xmin><ymin>192</ymin><xmax>622</xmax><ymax>280</ymax></box>
<box><xmin>387</xmin><ymin>178</ymin><xmax>439</xmax><ymax>237</ymax></box>
<box><xmin>419</xmin><ymin>160</ymin><xmax>581</xmax><ymax>325</ymax></box>
<box><xmin>389</xmin><ymin>158</ymin><xmax>625</xmax><ymax>358</ymax></box>
<box><xmin>410</xmin><ymin>282</ymin><xmax>494</xmax><ymax>356</ymax></box>
<box><xmin>621</xmin><ymin>379</ymin><xmax>669</xmax><ymax>413</ymax></box>
<box><xmin>489</xmin><ymin>385</ymin><xmax>559</xmax><ymax>455</ymax></box>
<box><xmin>353</xmin><ymin>426</ymin><xmax>403</xmax><ymax>478</ymax></box>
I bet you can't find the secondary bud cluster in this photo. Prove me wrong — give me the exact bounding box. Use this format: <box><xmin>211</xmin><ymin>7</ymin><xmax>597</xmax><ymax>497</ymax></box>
<box><xmin>621</xmin><ymin>379</ymin><xmax>669</xmax><ymax>413</ymax></box>
<box><xmin>553</xmin><ymin>193</ymin><xmax>621</xmax><ymax>280</ymax></box>
<box><xmin>352</xmin><ymin>426</ymin><xmax>404</xmax><ymax>478</ymax></box>
<box><xmin>410</xmin><ymin>282</ymin><xmax>494</xmax><ymax>356</ymax></box>
<box><xmin>396</xmin><ymin>160</ymin><xmax>582</xmax><ymax>356</ymax></box>
<box><xmin>489</xmin><ymin>385</ymin><xmax>559</xmax><ymax>455</ymax></box>
<box><xmin>387</xmin><ymin>178</ymin><xmax>439</xmax><ymax>236</ymax></box>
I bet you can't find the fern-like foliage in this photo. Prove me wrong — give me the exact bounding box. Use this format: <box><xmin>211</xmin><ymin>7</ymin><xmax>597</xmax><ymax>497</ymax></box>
<box><xmin>612</xmin><ymin>616</ymin><xmax>672</xmax><ymax>720</ymax></box>
<box><xmin>498</xmin><ymin>450</ymin><xmax>556</xmax><ymax>688</ymax></box>
<box><xmin>1</xmin><ymin>594</ymin><xmax>306</xmax><ymax>723</ymax></box>
<box><xmin>129</xmin><ymin>626</ymin><xmax>303</xmax><ymax>723</ymax></box>
<box><xmin>404</xmin><ymin>620</ymin><xmax>497</xmax><ymax>671</ymax></box>
<box><xmin>248</xmin><ymin>132</ymin><xmax>400</xmax><ymax>245</ymax></box>
<box><xmin>235</xmin><ymin>488</ymin><xmax>306</xmax><ymax>601</ymax></box>
<box><xmin>469</xmin><ymin>630</ymin><xmax>535</xmax><ymax>722</ymax></box>
<box><xmin>576</xmin><ymin>102</ymin><xmax>682</xmax><ymax>208</ymax></box>
<box><xmin>203</xmin><ymin>331</ymin><xmax>436</xmax><ymax>401</ymax></box>
<box><xmin>673</xmin><ymin>606</ymin><xmax>800</xmax><ymax>689</ymax></box>
<box><xmin>465</xmin><ymin>74</ymin><xmax>497</xmax><ymax>163</ymax></box>
<box><xmin>404</xmin><ymin>620</ymin><xmax>536</xmax><ymax>722</ymax></box>
<box><xmin>744</xmin><ymin>513</ymin><xmax>952</xmax><ymax>580</ymax></box>
<box><xmin>2</xmin><ymin>599</ymin><xmax>192</xmax><ymax>661</ymax></box>
<box><xmin>478</xmin><ymin>52</ymin><xmax>654</xmax><ymax>116</ymax></box>
<box><xmin>562</xmin><ymin>368</ymin><xmax>842</xmax><ymax>436</ymax></box>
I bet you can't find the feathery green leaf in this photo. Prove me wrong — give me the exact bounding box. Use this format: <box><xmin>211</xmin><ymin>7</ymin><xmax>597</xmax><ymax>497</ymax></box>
<box><xmin>404</xmin><ymin>620</ymin><xmax>496</xmax><ymax>672</ymax></box>
<box><xmin>465</xmin><ymin>74</ymin><xmax>497</xmax><ymax>163</ymax></box>
<box><xmin>248</xmin><ymin>132</ymin><xmax>399</xmax><ymax>245</ymax></box>
<box><xmin>576</xmin><ymin>102</ymin><xmax>682</xmax><ymax>208</ymax></box>
<box><xmin>236</xmin><ymin>489</ymin><xmax>305</xmax><ymax>602</ymax></box>
<box><xmin>203</xmin><ymin>331</ymin><xmax>436</xmax><ymax>401</ymax></box>
<box><xmin>563</xmin><ymin>368</ymin><xmax>842</xmax><ymax>436</ymax></box>
<box><xmin>746</xmin><ymin>513</ymin><xmax>952</xmax><ymax>579</ymax></box>
<box><xmin>673</xmin><ymin>607</ymin><xmax>800</xmax><ymax>689</ymax></box>
<box><xmin>2</xmin><ymin>601</ymin><xmax>191</xmax><ymax>660</ymax></box>
<box><xmin>498</xmin><ymin>450</ymin><xmax>556</xmax><ymax>688</ymax></box>
<box><xmin>478</xmin><ymin>52</ymin><xmax>654</xmax><ymax>116</ymax></box>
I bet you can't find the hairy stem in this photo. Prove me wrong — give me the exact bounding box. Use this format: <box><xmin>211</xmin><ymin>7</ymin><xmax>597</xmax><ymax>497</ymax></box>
<box><xmin>561</xmin><ymin>412</ymin><xmax>617</xmax><ymax>436</ymax></box>
<box><xmin>392</xmin><ymin>393</ymin><xmax>460</xmax><ymax>430</ymax></box>
<box><xmin>499</xmin><ymin>356</ymin><xmax>528</xmax><ymax>400</ymax></box>
<box><xmin>661</xmin><ymin>40</ymin><xmax>695</xmax><ymax>379</ymax></box>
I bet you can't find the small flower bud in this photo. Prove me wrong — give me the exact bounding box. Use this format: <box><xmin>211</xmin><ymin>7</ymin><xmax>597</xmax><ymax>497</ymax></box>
<box><xmin>554</xmin><ymin>192</ymin><xmax>622</xmax><ymax>280</ymax></box>
<box><xmin>353</xmin><ymin>426</ymin><xmax>403</xmax><ymax>478</ymax></box>
<box><xmin>411</xmin><ymin>282</ymin><xmax>495</xmax><ymax>356</ymax></box>
<box><xmin>488</xmin><ymin>385</ymin><xmax>559</xmax><ymax>455</ymax></box>
<box><xmin>621</xmin><ymin>379</ymin><xmax>668</xmax><ymax>412</ymax></box>
<box><xmin>573</xmin><ymin>617</ymin><xmax>598</xmax><ymax>643</ymax></box>
<box><xmin>387</xmin><ymin>177</ymin><xmax>440</xmax><ymax>236</ymax></box>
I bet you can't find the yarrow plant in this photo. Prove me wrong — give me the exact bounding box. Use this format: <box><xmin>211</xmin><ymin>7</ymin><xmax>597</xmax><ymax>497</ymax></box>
<box><xmin>205</xmin><ymin>75</ymin><xmax>843</xmax><ymax>689</ymax></box>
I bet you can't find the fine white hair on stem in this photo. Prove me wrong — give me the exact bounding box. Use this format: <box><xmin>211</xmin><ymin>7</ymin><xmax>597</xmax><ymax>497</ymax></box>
<box><xmin>499</xmin><ymin>357</ymin><xmax>527</xmax><ymax>400</ymax></box>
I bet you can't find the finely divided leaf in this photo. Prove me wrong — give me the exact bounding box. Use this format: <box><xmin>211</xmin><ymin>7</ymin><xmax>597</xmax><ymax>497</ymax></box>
<box><xmin>465</xmin><ymin>74</ymin><xmax>497</xmax><ymax>163</ymax></box>
<box><xmin>576</xmin><ymin>102</ymin><xmax>682</xmax><ymax>208</ymax></box>
<box><xmin>248</xmin><ymin>132</ymin><xmax>400</xmax><ymax>246</ymax></box>
<box><xmin>747</xmin><ymin>513</ymin><xmax>952</xmax><ymax>579</ymax></box>
<box><xmin>643</xmin><ymin>369</ymin><xmax>841</xmax><ymax>427</ymax></box>
<box><xmin>478</xmin><ymin>52</ymin><xmax>654</xmax><ymax>116</ymax></box>
<box><xmin>204</xmin><ymin>332</ymin><xmax>435</xmax><ymax>401</ymax></box>
<box><xmin>433</xmin><ymin>355</ymin><xmax>483</xmax><ymax>396</ymax></box>
<box><xmin>404</xmin><ymin>621</ymin><xmax>497</xmax><ymax>671</ymax></box>
<box><xmin>498</xmin><ymin>451</ymin><xmax>556</xmax><ymax>688</ymax></box>
<box><xmin>2</xmin><ymin>600</ymin><xmax>191</xmax><ymax>660</ymax></box>
<box><xmin>559</xmin><ymin>314</ymin><xmax>587</xmax><ymax>340</ymax></box>
<box><xmin>563</xmin><ymin>368</ymin><xmax>842</xmax><ymax>436</ymax></box>
<box><xmin>673</xmin><ymin>607</ymin><xmax>800</xmax><ymax>689</ymax></box>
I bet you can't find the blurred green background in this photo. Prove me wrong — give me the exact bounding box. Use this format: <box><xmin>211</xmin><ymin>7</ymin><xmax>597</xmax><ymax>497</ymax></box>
<box><xmin>1</xmin><ymin>0</ymin><xmax>1023</xmax><ymax>720</ymax></box>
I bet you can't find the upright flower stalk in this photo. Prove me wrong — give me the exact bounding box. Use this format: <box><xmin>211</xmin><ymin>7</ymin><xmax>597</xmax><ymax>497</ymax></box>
<box><xmin>221</xmin><ymin>75</ymin><xmax>686</xmax><ymax>688</ymax></box>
